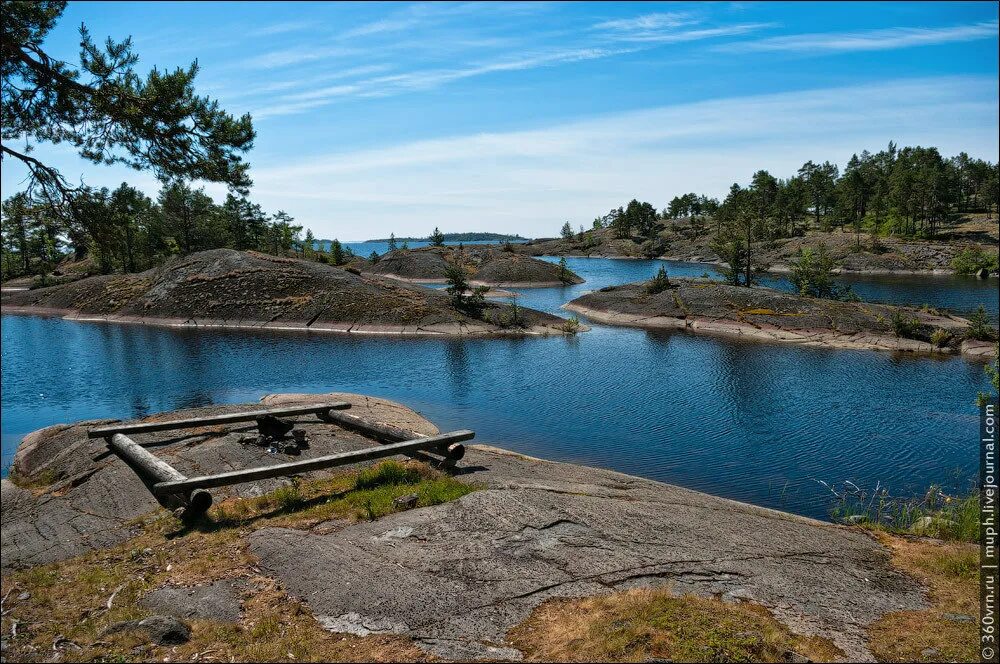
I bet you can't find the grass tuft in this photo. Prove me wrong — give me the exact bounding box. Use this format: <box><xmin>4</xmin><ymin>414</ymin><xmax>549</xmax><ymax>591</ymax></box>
<box><xmin>509</xmin><ymin>587</ymin><xmax>842</xmax><ymax>662</ymax></box>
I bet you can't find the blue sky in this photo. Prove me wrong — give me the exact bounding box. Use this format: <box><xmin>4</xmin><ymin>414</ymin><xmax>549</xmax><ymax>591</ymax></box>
<box><xmin>2</xmin><ymin>1</ymin><xmax>998</xmax><ymax>239</ymax></box>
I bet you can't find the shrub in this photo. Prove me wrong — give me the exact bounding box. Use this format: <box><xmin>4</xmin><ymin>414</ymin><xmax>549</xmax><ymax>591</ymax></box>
<box><xmin>890</xmin><ymin>310</ymin><xmax>921</xmax><ymax>339</ymax></box>
<box><xmin>951</xmin><ymin>247</ymin><xmax>998</xmax><ymax>275</ymax></box>
<box><xmin>930</xmin><ymin>328</ymin><xmax>952</xmax><ymax>348</ymax></box>
<box><xmin>966</xmin><ymin>305</ymin><xmax>997</xmax><ymax>341</ymax></box>
<box><xmin>560</xmin><ymin>315</ymin><xmax>581</xmax><ymax>334</ymax></box>
<box><xmin>645</xmin><ymin>265</ymin><xmax>671</xmax><ymax>294</ymax></box>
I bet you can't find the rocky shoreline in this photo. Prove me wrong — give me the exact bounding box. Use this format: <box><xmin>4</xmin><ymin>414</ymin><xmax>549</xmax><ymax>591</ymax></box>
<box><xmin>358</xmin><ymin>244</ymin><xmax>584</xmax><ymax>286</ymax></box>
<box><xmin>515</xmin><ymin>215</ymin><xmax>1000</xmax><ymax>277</ymax></box>
<box><xmin>0</xmin><ymin>249</ymin><xmax>580</xmax><ymax>338</ymax></box>
<box><xmin>1</xmin><ymin>393</ymin><xmax>931</xmax><ymax>661</ymax></box>
<box><xmin>565</xmin><ymin>278</ymin><xmax>996</xmax><ymax>360</ymax></box>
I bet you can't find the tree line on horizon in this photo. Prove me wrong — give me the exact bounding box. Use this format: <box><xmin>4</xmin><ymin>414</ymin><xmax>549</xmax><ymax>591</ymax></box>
<box><xmin>0</xmin><ymin>182</ymin><xmax>345</xmax><ymax>280</ymax></box>
<box><xmin>559</xmin><ymin>142</ymin><xmax>998</xmax><ymax>285</ymax></box>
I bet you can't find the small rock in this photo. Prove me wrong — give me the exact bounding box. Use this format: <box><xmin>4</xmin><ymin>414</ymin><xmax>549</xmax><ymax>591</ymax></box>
<box><xmin>392</xmin><ymin>493</ymin><xmax>419</xmax><ymax>509</ymax></box>
<box><xmin>784</xmin><ymin>652</ymin><xmax>810</xmax><ymax>663</ymax></box>
<box><xmin>844</xmin><ymin>515</ymin><xmax>867</xmax><ymax>524</ymax></box>
<box><xmin>943</xmin><ymin>612</ymin><xmax>974</xmax><ymax>623</ymax></box>
<box><xmin>909</xmin><ymin>515</ymin><xmax>956</xmax><ymax>535</ymax></box>
<box><xmin>17</xmin><ymin>592</ymin><xmax>30</xmax><ymax>601</ymax></box>
<box><xmin>103</xmin><ymin>615</ymin><xmax>191</xmax><ymax>645</ymax></box>
<box><xmin>137</xmin><ymin>615</ymin><xmax>191</xmax><ymax>644</ymax></box>
<box><xmin>921</xmin><ymin>647</ymin><xmax>941</xmax><ymax>658</ymax></box>
<box><xmin>976</xmin><ymin>267</ymin><xmax>989</xmax><ymax>279</ymax></box>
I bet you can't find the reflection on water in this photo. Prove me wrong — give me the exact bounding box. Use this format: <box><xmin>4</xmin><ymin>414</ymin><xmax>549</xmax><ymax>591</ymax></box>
<box><xmin>1</xmin><ymin>257</ymin><xmax>994</xmax><ymax>521</ymax></box>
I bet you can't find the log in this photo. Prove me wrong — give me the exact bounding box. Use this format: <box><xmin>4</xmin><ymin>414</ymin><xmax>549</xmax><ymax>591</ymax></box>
<box><xmin>88</xmin><ymin>402</ymin><xmax>351</xmax><ymax>439</ymax></box>
<box><xmin>318</xmin><ymin>409</ymin><xmax>466</xmax><ymax>460</ymax></box>
<box><xmin>152</xmin><ymin>429</ymin><xmax>475</xmax><ymax>495</ymax></box>
<box><xmin>107</xmin><ymin>433</ymin><xmax>213</xmax><ymax>513</ymax></box>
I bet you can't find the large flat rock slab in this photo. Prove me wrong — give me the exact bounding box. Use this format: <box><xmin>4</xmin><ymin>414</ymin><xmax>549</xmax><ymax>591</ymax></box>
<box><xmin>249</xmin><ymin>446</ymin><xmax>923</xmax><ymax>662</ymax></box>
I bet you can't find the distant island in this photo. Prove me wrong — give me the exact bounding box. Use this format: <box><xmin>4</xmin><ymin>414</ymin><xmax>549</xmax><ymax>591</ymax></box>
<box><xmin>365</xmin><ymin>232</ymin><xmax>529</xmax><ymax>243</ymax></box>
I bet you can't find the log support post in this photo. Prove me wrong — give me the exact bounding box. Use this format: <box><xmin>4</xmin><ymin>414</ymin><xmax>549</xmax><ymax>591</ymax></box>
<box><xmin>106</xmin><ymin>433</ymin><xmax>213</xmax><ymax>516</ymax></box>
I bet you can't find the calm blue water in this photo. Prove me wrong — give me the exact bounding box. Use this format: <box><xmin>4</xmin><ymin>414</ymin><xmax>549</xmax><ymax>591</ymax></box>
<box><xmin>1</xmin><ymin>257</ymin><xmax>995</xmax><ymax>520</ymax></box>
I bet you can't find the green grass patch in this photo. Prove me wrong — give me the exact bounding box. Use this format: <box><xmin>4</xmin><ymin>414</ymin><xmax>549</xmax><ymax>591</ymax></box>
<box><xmin>830</xmin><ymin>483</ymin><xmax>981</xmax><ymax>542</ymax></box>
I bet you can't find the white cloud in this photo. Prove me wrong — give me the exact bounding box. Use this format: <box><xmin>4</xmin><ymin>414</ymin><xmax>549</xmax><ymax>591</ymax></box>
<box><xmin>244</xmin><ymin>76</ymin><xmax>997</xmax><ymax>238</ymax></box>
<box><xmin>718</xmin><ymin>21</ymin><xmax>999</xmax><ymax>54</ymax></box>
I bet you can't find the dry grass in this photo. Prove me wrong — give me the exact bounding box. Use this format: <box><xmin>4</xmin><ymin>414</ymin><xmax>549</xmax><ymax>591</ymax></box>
<box><xmin>867</xmin><ymin>533</ymin><xmax>979</xmax><ymax>662</ymax></box>
<box><xmin>0</xmin><ymin>461</ymin><xmax>474</xmax><ymax>662</ymax></box>
<box><xmin>508</xmin><ymin>587</ymin><xmax>842</xmax><ymax>663</ymax></box>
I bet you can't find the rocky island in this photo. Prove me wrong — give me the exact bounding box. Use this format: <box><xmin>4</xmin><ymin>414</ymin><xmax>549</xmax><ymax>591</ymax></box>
<box><xmin>565</xmin><ymin>277</ymin><xmax>996</xmax><ymax>359</ymax></box>
<box><xmin>360</xmin><ymin>245</ymin><xmax>584</xmax><ymax>287</ymax></box>
<box><xmin>0</xmin><ymin>249</ymin><xmax>580</xmax><ymax>337</ymax></box>
<box><xmin>0</xmin><ymin>393</ymin><xmax>975</xmax><ymax>662</ymax></box>
<box><xmin>517</xmin><ymin>215</ymin><xmax>1000</xmax><ymax>276</ymax></box>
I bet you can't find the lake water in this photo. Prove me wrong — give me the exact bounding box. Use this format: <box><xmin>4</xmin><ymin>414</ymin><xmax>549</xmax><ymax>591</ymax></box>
<box><xmin>1</xmin><ymin>257</ymin><xmax>995</xmax><ymax>520</ymax></box>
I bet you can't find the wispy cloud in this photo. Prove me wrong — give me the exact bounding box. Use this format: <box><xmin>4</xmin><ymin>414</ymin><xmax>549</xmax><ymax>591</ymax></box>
<box><xmin>617</xmin><ymin>23</ymin><xmax>775</xmax><ymax>44</ymax></box>
<box><xmin>246</xmin><ymin>20</ymin><xmax>313</xmax><ymax>38</ymax></box>
<box><xmin>718</xmin><ymin>21</ymin><xmax>999</xmax><ymax>54</ymax></box>
<box><xmin>252</xmin><ymin>47</ymin><xmax>635</xmax><ymax>118</ymax></box>
<box><xmin>592</xmin><ymin>10</ymin><xmax>772</xmax><ymax>44</ymax></box>
<box><xmin>594</xmin><ymin>12</ymin><xmax>697</xmax><ymax>33</ymax></box>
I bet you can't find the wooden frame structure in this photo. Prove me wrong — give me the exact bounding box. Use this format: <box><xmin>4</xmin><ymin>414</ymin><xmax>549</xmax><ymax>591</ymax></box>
<box><xmin>90</xmin><ymin>402</ymin><xmax>473</xmax><ymax>517</ymax></box>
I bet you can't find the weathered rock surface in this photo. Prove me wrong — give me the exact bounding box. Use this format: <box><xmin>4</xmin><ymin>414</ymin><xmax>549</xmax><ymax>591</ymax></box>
<box><xmin>249</xmin><ymin>444</ymin><xmax>923</xmax><ymax>662</ymax></box>
<box><xmin>360</xmin><ymin>245</ymin><xmax>584</xmax><ymax>286</ymax></box>
<box><xmin>0</xmin><ymin>249</ymin><xmax>575</xmax><ymax>336</ymax></box>
<box><xmin>139</xmin><ymin>580</ymin><xmax>244</xmax><ymax>623</ymax></box>
<box><xmin>2</xmin><ymin>393</ymin><xmax>927</xmax><ymax>662</ymax></box>
<box><xmin>564</xmin><ymin>278</ymin><xmax>992</xmax><ymax>359</ymax></box>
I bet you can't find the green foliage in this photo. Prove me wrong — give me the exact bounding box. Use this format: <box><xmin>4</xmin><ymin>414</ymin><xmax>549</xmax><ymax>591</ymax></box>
<box><xmin>387</xmin><ymin>233</ymin><xmax>397</xmax><ymax>252</ymax></box>
<box><xmin>557</xmin><ymin>256</ymin><xmax>572</xmax><ymax>284</ymax></box>
<box><xmin>560</xmin><ymin>315</ymin><xmax>581</xmax><ymax>334</ymax></box>
<box><xmin>645</xmin><ymin>264</ymin><xmax>671</xmax><ymax>294</ymax></box>
<box><xmin>830</xmin><ymin>483</ymin><xmax>982</xmax><ymax>543</ymax></box>
<box><xmin>966</xmin><ymin>305</ymin><xmax>997</xmax><ymax>341</ymax></box>
<box><xmin>444</xmin><ymin>261</ymin><xmax>470</xmax><ymax>306</ymax></box>
<box><xmin>329</xmin><ymin>239</ymin><xmax>345</xmax><ymax>266</ymax></box>
<box><xmin>430</xmin><ymin>227</ymin><xmax>445</xmax><ymax>246</ymax></box>
<box><xmin>2</xmin><ymin>0</ymin><xmax>254</xmax><ymax>202</ymax></box>
<box><xmin>930</xmin><ymin>328</ymin><xmax>953</xmax><ymax>348</ymax></box>
<box><xmin>790</xmin><ymin>245</ymin><xmax>835</xmax><ymax>297</ymax></box>
<box><xmin>653</xmin><ymin>141</ymin><xmax>998</xmax><ymax>243</ymax></box>
<box><xmin>951</xmin><ymin>247</ymin><xmax>999</xmax><ymax>275</ymax></box>
<box><xmin>368</xmin><ymin>251</ymin><xmax>379</xmax><ymax>264</ymax></box>
<box><xmin>444</xmin><ymin>262</ymin><xmax>486</xmax><ymax>314</ymax></box>
<box><xmin>709</xmin><ymin>185</ymin><xmax>769</xmax><ymax>286</ymax></box>
<box><xmin>890</xmin><ymin>310</ymin><xmax>922</xmax><ymax>339</ymax></box>
<box><xmin>560</xmin><ymin>221</ymin><xmax>574</xmax><ymax>240</ymax></box>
